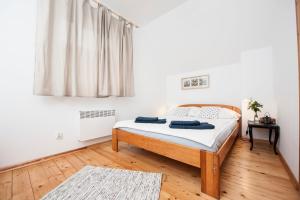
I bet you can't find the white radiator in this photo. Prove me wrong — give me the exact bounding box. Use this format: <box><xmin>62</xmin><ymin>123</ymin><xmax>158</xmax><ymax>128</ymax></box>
<box><xmin>79</xmin><ymin>110</ymin><xmax>116</xmax><ymax>141</ymax></box>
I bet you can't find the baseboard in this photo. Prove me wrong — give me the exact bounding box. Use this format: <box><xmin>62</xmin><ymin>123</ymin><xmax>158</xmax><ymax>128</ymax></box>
<box><xmin>278</xmin><ymin>150</ymin><xmax>300</xmax><ymax>190</ymax></box>
<box><xmin>0</xmin><ymin>137</ymin><xmax>112</xmax><ymax>174</ymax></box>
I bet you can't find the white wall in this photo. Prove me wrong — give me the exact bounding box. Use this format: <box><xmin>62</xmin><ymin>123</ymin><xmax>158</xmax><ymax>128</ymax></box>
<box><xmin>138</xmin><ymin>0</ymin><xmax>299</xmax><ymax>180</ymax></box>
<box><xmin>166</xmin><ymin>64</ymin><xmax>242</xmax><ymax>107</ymax></box>
<box><xmin>241</xmin><ymin>47</ymin><xmax>278</xmax><ymax>139</ymax></box>
<box><xmin>135</xmin><ymin>0</ymin><xmax>276</xmax><ymax>76</ymax></box>
<box><xmin>272</xmin><ymin>1</ymin><xmax>299</xmax><ymax>181</ymax></box>
<box><xmin>0</xmin><ymin>0</ymin><xmax>165</xmax><ymax>168</ymax></box>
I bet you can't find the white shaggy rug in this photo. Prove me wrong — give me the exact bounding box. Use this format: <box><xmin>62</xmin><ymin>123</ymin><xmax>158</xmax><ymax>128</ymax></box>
<box><xmin>41</xmin><ymin>166</ymin><xmax>162</xmax><ymax>200</ymax></box>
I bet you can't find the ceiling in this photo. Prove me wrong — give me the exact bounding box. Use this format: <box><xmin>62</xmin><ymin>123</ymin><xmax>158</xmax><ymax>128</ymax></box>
<box><xmin>100</xmin><ymin>0</ymin><xmax>188</xmax><ymax>26</ymax></box>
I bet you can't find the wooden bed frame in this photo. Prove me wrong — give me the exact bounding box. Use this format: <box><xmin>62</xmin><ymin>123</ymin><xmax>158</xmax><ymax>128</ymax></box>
<box><xmin>112</xmin><ymin>104</ymin><xmax>241</xmax><ymax>199</ymax></box>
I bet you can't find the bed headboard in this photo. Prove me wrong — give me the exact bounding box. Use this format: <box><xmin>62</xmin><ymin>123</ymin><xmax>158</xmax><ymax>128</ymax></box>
<box><xmin>179</xmin><ymin>104</ymin><xmax>241</xmax><ymax>114</ymax></box>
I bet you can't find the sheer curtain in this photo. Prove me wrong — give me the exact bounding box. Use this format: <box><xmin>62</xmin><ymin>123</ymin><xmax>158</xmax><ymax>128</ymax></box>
<box><xmin>34</xmin><ymin>0</ymin><xmax>134</xmax><ymax>97</ymax></box>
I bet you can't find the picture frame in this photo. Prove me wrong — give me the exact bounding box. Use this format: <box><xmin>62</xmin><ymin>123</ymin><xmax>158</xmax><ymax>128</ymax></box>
<box><xmin>181</xmin><ymin>75</ymin><xmax>209</xmax><ymax>90</ymax></box>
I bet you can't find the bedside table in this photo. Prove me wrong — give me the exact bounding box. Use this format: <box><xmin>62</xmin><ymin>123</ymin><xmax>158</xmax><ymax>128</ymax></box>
<box><xmin>246</xmin><ymin>121</ymin><xmax>280</xmax><ymax>154</ymax></box>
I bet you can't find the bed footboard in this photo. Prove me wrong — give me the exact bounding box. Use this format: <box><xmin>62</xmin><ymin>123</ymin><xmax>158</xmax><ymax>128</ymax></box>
<box><xmin>111</xmin><ymin>128</ymin><xmax>201</xmax><ymax>167</ymax></box>
<box><xmin>111</xmin><ymin>104</ymin><xmax>241</xmax><ymax>200</ymax></box>
<box><xmin>111</xmin><ymin>112</ymin><xmax>241</xmax><ymax>200</ymax></box>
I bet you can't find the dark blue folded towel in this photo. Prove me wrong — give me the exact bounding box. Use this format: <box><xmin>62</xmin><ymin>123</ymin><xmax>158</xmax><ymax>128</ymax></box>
<box><xmin>135</xmin><ymin>119</ymin><xmax>167</xmax><ymax>124</ymax></box>
<box><xmin>135</xmin><ymin>117</ymin><xmax>167</xmax><ymax>124</ymax></box>
<box><xmin>170</xmin><ymin>120</ymin><xmax>201</xmax><ymax>126</ymax></box>
<box><xmin>136</xmin><ymin>117</ymin><xmax>159</xmax><ymax>121</ymax></box>
<box><xmin>169</xmin><ymin>123</ymin><xmax>215</xmax><ymax>130</ymax></box>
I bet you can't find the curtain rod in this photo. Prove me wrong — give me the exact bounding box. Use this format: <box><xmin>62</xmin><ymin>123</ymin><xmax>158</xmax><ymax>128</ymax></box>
<box><xmin>92</xmin><ymin>0</ymin><xmax>139</xmax><ymax>28</ymax></box>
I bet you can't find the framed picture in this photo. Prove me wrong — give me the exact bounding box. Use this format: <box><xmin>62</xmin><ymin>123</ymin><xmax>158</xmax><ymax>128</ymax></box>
<box><xmin>181</xmin><ymin>75</ymin><xmax>209</xmax><ymax>90</ymax></box>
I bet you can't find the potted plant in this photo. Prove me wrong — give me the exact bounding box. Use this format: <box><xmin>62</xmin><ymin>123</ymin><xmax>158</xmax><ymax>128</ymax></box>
<box><xmin>248</xmin><ymin>99</ymin><xmax>263</xmax><ymax>122</ymax></box>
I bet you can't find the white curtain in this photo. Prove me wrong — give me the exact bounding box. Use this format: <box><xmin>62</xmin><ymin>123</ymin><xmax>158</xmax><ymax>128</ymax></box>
<box><xmin>34</xmin><ymin>0</ymin><xmax>134</xmax><ymax>97</ymax></box>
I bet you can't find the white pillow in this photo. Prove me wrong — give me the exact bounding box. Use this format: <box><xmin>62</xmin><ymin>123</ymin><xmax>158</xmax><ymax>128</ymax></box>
<box><xmin>196</xmin><ymin>107</ymin><xmax>221</xmax><ymax>119</ymax></box>
<box><xmin>188</xmin><ymin>107</ymin><xmax>202</xmax><ymax>117</ymax></box>
<box><xmin>218</xmin><ymin>108</ymin><xmax>241</xmax><ymax>119</ymax></box>
<box><xmin>166</xmin><ymin>107</ymin><xmax>191</xmax><ymax>117</ymax></box>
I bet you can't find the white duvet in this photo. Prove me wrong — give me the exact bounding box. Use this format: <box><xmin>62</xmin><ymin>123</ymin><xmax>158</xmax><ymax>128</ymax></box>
<box><xmin>114</xmin><ymin>116</ymin><xmax>237</xmax><ymax>148</ymax></box>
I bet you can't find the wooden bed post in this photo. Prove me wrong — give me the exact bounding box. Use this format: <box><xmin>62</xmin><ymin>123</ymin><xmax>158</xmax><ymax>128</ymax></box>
<box><xmin>200</xmin><ymin>151</ymin><xmax>220</xmax><ymax>199</ymax></box>
<box><xmin>112</xmin><ymin>129</ymin><xmax>119</xmax><ymax>152</ymax></box>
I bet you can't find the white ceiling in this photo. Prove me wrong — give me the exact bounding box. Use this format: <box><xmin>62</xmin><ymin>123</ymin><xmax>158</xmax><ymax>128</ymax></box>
<box><xmin>100</xmin><ymin>0</ymin><xmax>188</xmax><ymax>26</ymax></box>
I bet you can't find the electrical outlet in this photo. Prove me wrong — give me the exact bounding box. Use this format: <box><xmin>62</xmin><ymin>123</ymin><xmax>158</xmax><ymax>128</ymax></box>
<box><xmin>56</xmin><ymin>132</ymin><xmax>64</xmax><ymax>140</ymax></box>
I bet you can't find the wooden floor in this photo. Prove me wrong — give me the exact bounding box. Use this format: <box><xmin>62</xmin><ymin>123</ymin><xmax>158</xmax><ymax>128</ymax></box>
<box><xmin>0</xmin><ymin>139</ymin><xmax>299</xmax><ymax>200</ymax></box>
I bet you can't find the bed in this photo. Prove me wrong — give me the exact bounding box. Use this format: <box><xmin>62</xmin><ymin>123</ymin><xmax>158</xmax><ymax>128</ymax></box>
<box><xmin>112</xmin><ymin>104</ymin><xmax>241</xmax><ymax>199</ymax></box>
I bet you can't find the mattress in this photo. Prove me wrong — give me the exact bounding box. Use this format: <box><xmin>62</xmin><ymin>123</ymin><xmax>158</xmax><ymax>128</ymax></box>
<box><xmin>114</xmin><ymin>117</ymin><xmax>238</xmax><ymax>152</ymax></box>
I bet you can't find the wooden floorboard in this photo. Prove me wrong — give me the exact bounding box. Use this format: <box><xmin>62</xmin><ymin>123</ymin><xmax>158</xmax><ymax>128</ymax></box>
<box><xmin>0</xmin><ymin>171</ymin><xmax>12</xmax><ymax>200</ymax></box>
<box><xmin>12</xmin><ymin>168</ymin><xmax>34</xmax><ymax>200</ymax></box>
<box><xmin>0</xmin><ymin>139</ymin><xmax>299</xmax><ymax>200</ymax></box>
<box><xmin>53</xmin><ymin>157</ymin><xmax>77</xmax><ymax>178</ymax></box>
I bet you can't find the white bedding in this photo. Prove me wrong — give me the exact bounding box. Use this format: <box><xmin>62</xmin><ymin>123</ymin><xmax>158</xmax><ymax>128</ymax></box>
<box><xmin>114</xmin><ymin>116</ymin><xmax>237</xmax><ymax>148</ymax></box>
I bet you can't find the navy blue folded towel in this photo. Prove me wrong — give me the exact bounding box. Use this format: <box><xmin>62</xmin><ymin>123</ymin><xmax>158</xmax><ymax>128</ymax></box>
<box><xmin>135</xmin><ymin>117</ymin><xmax>167</xmax><ymax>124</ymax></box>
<box><xmin>136</xmin><ymin>117</ymin><xmax>159</xmax><ymax>121</ymax></box>
<box><xmin>170</xmin><ymin>120</ymin><xmax>201</xmax><ymax>126</ymax></box>
<box><xmin>169</xmin><ymin>123</ymin><xmax>215</xmax><ymax>130</ymax></box>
